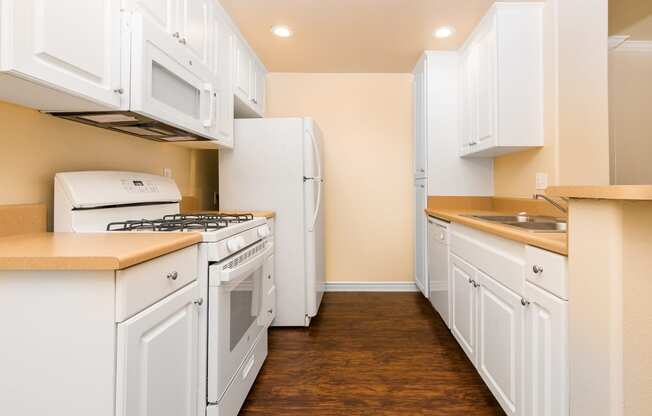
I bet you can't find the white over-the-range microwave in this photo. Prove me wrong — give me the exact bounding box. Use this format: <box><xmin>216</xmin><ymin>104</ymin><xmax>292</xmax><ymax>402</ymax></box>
<box><xmin>52</xmin><ymin>13</ymin><xmax>223</xmax><ymax>144</ymax></box>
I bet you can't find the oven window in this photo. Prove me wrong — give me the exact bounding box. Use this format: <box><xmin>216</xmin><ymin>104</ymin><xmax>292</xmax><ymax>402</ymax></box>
<box><xmin>229</xmin><ymin>269</ymin><xmax>261</xmax><ymax>351</ymax></box>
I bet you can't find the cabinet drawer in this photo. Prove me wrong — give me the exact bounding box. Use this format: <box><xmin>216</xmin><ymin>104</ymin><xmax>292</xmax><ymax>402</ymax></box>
<box><xmin>450</xmin><ymin>223</ymin><xmax>525</xmax><ymax>295</ymax></box>
<box><xmin>115</xmin><ymin>245</ymin><xmax>198</xmax><ymax>322</ymax></box>
<box><xmin>525</xmin><ymin>246</ymin><xmax>568</xmax><ymax>300</ymax></box>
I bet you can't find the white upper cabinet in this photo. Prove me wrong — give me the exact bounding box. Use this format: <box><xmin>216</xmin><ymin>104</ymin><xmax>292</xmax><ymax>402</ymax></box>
<box><xmin>0</xmin><ymin>0</ymin><xmax>124</xmax><ymax>111</ymax></box>
<box><xmin>232</xmin><ymin>34</ymin><xmax>266</xmax><ymax>118</ymax></box>
<box><xmin>177</xmin><ymin>0</ymin><xmax>211</xmax><ymax>67</ymax></box>
<box><xmin>131</xmin><ymin>0</ymin><xmax>177</xmax><ymax>34</ymax></box>
<box><xmin>234</xmin><ymin>37</ymin><xmax>252</xmax><ymax>100</ymax></box>
<box><xmin>211</xmin><ymin>6</ymin><xmax>235</xmax><ymax>147</ymax></box>
<box><xmin>459</xmin><ymin>3</ymin><xmax>544</xmax><ymax>158</ymax></box>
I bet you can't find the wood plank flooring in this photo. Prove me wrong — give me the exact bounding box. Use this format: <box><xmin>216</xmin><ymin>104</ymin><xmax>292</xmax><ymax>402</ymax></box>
<box><xmin>240</xmin><ymin>292</ymin><xmax>505</xmax><ymax>415</ymax></box>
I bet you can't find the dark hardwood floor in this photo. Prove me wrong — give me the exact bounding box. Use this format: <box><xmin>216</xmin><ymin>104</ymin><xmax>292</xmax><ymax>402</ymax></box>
<box><xmin>240</xmin><ymin>292</ymin><xmax>505</xmax><ymax>416</ymax></box>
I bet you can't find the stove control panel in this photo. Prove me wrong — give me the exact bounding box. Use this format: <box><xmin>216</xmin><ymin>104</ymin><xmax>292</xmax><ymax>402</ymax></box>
<box><xmin>121</xmin><ymin>179</ymin><xmax>160</xmax><ymax>194</ymax></box>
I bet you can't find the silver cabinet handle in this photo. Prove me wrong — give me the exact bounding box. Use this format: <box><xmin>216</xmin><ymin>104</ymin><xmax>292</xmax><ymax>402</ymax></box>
<box><xmin>194</xmin><ymin>298</ymin><xmax>204</xmax><ymax>306</ymax></box>
<box><xmin>469</xmin><ymin>141</ymin><xmax>478</xmax><ymax>146</ymax></box>
<box><xmin>179</xmin><ymin>38</ymin><xmax>187</xmax><ymax>44</ymax></box>
<box><xmin>167</xmin><ymin>271</ymin><xmax>178</xmax><ymax>281</ymax></box>
<box><xmin>268</xmin><ymin>309</ymin><xmax>273</xmax><ymax>314</ymax></box>
<box><xmin>172</xmin><ymin>32</ymin><xmax>180</xmax><ymax>38</ymax></box>
<box><xmin>419</xmin><ymin>168</ymin><xmax>425</xmax><ymax>173</ymax></box>
<box><xmin>532</xmin><ymin>265</ymin><xmax>544</xmax><ymax>275</ymax></box>
<box><xmin>521</xmin><ymin>298</ymin><xmax>530</xmax><ymax>307</ymax></box>
<box><xmin>113</xmin><ymin>88</ymin><xmax>124</xmax><ymax>94</ymax></box>
<box><xmin>251</xmin><ymin>98</ymin><xmax>258</xmax><ymax>104</ymax></box>
<box><xmin>473</xmin><ymin>281</ymin><xmax>480</xmax><ymax>288</ymax></box>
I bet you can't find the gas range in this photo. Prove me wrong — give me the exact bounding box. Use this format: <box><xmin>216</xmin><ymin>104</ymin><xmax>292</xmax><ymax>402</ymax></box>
<box><xmin>104</xmin><ymin>212</ymin><xmax>270</xmax><ymax>259</ymax></box>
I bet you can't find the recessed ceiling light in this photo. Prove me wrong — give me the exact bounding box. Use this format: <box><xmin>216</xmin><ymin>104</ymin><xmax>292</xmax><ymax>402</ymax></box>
<box><xmin>433</xmin><ymin>26</ymin><xmax>456</xmax><ymax>39</ymax></box>
<box><xmin>271</xmin><ymin>25</ymin><xmax>293</xmax><ymax>38</ymax></box>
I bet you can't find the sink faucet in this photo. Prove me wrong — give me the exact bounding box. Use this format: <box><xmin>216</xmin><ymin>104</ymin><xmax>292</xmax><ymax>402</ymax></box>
<box><xmin>533</xmin><ymin>194</ymin><xmax>568</xmax><ymax>214</ymax></box>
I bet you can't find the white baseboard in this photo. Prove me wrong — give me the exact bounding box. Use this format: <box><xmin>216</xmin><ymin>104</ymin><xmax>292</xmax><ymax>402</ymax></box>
<box><xmin>324</xmin><ymin>281</ymin><xmax>418</xmax><ymax>292</ymax></box>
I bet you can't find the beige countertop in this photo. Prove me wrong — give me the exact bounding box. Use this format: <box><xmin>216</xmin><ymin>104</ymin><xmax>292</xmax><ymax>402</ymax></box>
<box><xmin>547</xmin><ymin>185</ymin><xmax>652</xmax><ymax>201</ymax></box>
<box><xmin>184</xmin><ymin>210</ymin><xmax>276</xmax><ymax>219</ymax></box>
<box><xmin>0</xmin><ymin>232</ymin><xmax>202</xmax><ymax>271</ymax></box>
<box><xmin>425</xmin><ymin>208</ymin><xmax>568</xmax><ymax>256</ymax></box>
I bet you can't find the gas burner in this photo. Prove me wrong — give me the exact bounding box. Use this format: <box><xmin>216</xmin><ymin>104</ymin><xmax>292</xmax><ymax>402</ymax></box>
<box><xmin>106</xmin><ymin>218</ymin><xmax>230</xmax><ymax>232</ymax></box>
<box><xmin>163</xmin><ymin>213</ymin><xmax>255</xmax><ymax>224</ymax></box>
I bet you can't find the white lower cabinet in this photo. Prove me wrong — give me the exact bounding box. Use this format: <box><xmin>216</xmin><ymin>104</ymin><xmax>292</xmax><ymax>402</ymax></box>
<box><xmin>116</xmin><ymin>281</ymin><xmax>200</xmax><ymax>416</ymax></box>
<box><xmin>450</xmin><ymin>254</ymin><xmax>477</xmax><ymax>361</ymax></box>
<box><xmin>0</xmin><ymin>246</ymin><xmax>200</xmax><ymax>416</ymax></box>
<box><xmin>448</xmin><ymin>223</ymin><xmax>568</xmax><ymax>416</ymax></box>
<box><xmin>523</xmin><ymin>282</ymin><xmax>569</xmax><ymax>416</ymax></box>
<box><xmin>476</xmin><ymin>271</ymin><xmax>523</xmax><ymax>416</ymax></box>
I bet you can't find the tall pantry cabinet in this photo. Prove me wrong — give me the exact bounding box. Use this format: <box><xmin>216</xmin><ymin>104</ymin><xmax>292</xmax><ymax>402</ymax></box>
<box><xmin>412</xmin><ymin>52</ymin><xmax>493</xmax><ymax>298</ymax></box>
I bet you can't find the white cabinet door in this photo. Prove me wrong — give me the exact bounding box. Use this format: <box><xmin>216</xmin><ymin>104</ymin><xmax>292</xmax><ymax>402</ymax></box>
<box><xmin>130</xmin><ymin>0</ymin><xmax>177</xmax><ymax>35</ymax></box>
<box><xmin>177</xmin><ymin>0</ymin><xmax>211</xmax><ymax>67</ymax></box>
<box><xmin>252</xmin><ymin>61</ymin><xmax>266</xmax><ymax>114</ymax></box>
<box><xmin>475</xmin><ymin>20</ymin><xmax>497</xmax><ymax>149</ymax></box>
<box><xmin>234</xmin><ymin>38</ymin><xmax>251</xmax><ymax>100</ymax></box>
<box><xmin>523</xmin><ymin>282</ymin><xmax>569</xmax><ymax>416</ymax></box>
<box><xmin>116</xmin><ymin>282</ymin><xmax>200</xmax><ymax>416</ymax></box>
<box><xmin>413</xmin><ymin>55</ymin><xmax>427</xmax><ymax>178</ymax></box>
<box><xmin>476</xmin><ymin>271</ymin><xmax>523</xmax><ymax>416</ymax></box>
<box><xmin>450</xmin><ymin>253</ymin><xmax>477</xmax><ymax>363</ymax></box>
<box><xmin>6</xmin><ymin>0</ymin><xmax>123</xmax><ymax>109</ymax></box>
<box><xmin>210</xmin><ymin>9</ymin><xmax>234</xmax><ymax>147</ymax></box>
<box><xmin>414</xmin><ymin>179</ymin><xmax>428</xmax><ymax>298</ymax></box>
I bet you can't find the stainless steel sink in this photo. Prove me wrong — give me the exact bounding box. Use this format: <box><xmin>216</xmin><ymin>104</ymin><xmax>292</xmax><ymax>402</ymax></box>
<box><xmin>461</xmin><ymin>214</ymin><xmax>567</xmax><ymax>233</ymax></box>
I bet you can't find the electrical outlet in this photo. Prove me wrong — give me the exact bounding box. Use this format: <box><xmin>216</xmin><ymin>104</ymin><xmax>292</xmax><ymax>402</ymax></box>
<box><xmin>535</xmin><ymin>172</ymin><xmax>548</xmax><ymax>190</ymax></box>
<box><xmin>163</xmin><ymin>168</ymin><xmax>172</xmax><ymax>178</ymax></box>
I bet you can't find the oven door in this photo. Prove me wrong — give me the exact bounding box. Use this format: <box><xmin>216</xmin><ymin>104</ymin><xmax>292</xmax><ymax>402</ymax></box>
<box><xmin>207</xmin><ymin>240</ymin><xmax>271</xmax><ymax>403</ymax></box>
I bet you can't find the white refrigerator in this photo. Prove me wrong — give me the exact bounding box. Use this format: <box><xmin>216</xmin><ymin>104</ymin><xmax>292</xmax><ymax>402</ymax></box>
<box><xmin>219</xmin><ymin>117</ymin><xmax>325</xmax><ymax>327</ymax></box>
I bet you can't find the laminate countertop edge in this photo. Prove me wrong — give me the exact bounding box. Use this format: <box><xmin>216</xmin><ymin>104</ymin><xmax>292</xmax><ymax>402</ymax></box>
<box><xmin>425</xmin><ymin>209</ymin><xmax>568</xmax><ymax>256</ymax></box>
<box><xmin>0</xmin><ymin>233</ymin><xmax>203</xmax><ymax>271</ymax></box>
<box><xmin>547</xmin><ymin>185</ymin><xmax>652</xmax><ymax>201</ymax></box>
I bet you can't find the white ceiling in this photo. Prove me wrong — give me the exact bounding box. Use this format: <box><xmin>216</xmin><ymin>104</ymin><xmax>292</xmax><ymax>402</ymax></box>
<box><xmin>220</xmin><ymin>0</ymin><xmax>528</xmax><ymax>73</ymax></box>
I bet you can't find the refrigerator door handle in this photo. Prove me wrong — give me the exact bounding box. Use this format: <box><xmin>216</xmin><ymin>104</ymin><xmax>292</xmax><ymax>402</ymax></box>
<box><xmin>306</xmin><ymin>128</ymin><xmax>322</xmax><ymax>179</ymax></box>
<box><xmin>309</xmin><ymin>177</ymin><xmax>323</xmax><ymax>232</ymax></box>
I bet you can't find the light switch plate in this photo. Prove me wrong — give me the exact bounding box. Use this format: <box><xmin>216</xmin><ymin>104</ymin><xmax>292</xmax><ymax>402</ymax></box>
<box><xmin>535</xmin><ymin>172</ymin><xmax>548</xmax><ymax>190</ymax></box>
<box><xmin>164</xmin><ymin>168</ymin><xmax>172</xmax><ymax>178</ymax></box>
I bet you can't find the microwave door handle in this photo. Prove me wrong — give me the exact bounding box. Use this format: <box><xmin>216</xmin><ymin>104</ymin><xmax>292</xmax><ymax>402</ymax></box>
<box><xmin>203</xmin><ymin>83</ymin><xmax>214</xmax><ymax>128</ymax></box>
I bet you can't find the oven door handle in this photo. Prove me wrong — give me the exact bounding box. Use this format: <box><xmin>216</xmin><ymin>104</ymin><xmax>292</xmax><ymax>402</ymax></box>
<box><xmin>220</xmin><ymin>244</ymin><xmax>273</xmax><ymax>284</ymax></box>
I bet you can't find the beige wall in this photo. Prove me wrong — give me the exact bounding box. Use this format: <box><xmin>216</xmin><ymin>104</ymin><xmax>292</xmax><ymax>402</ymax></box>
<box><xmin>266</xmin><ymin>73</ymin><xmax>414</xmax><ymax>283</ymax></box>
<box><xmin>609</xmin><ymin>48</ymin><xmax>652</xmax><ymax>184</ymax></box>
<box><xmin>494</xmin><ymin>0</ymin><xmax>611</xmax><ymax>196</ymax></box>
<box><xmin>610</xmin><ymin>0</ymin><xmax>652</xmax><ymax>40</ymax></box>
<box><xmin>0</xmin><ymin>101</ymin><xmax>218</xmax><ymax>228</ymax></box>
